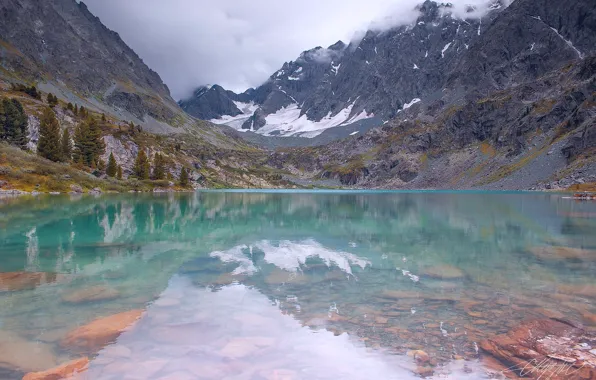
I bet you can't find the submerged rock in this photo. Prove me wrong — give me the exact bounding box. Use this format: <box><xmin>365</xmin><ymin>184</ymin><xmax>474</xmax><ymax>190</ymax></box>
<box><xmin>22</xmin><ymin>357</ymin><xmax>89</xmax><ymax>380</ymax></box>
<box><xmin>422</xmin><ymin>265</ymin><xmax>465</xmax><ymax>280</ymax></box>
<box><xmin>0</xmin><ymin>330</ymin><xmax>57</xmax><ymax>373</ymax></box>
<box><xmin>61</xmin><ymin>285</ymin><xmax>120</xmax><ymax>304</ymax></box>
<box><xmin>61</xmin><ymin>309</ymin><xmax>144</xmax><ymax>353</ymax></box>
<box><xmin>0</xmin><ymin>272</ymin><xmax>65</xmax><ymax>292</ymax></box>
<box><xmin>480</xmin><ymin>318</ymin><xmax>596</xmax><ymax>379</ymax></box>
<box><xmin>529</xmin><ymin>246</ymin><xmax>596</xmax><ymax>261</ymax></box>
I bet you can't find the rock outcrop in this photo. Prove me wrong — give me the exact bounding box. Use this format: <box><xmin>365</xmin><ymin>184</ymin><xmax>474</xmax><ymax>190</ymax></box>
<box><xmin>480</xmin><ymin>318</ymin><xmax>596</xmax><ymax>379</ymax></box>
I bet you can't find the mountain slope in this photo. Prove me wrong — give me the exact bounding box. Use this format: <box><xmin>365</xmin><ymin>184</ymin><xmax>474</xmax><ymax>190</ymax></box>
<box><xmin>0</xmin><ymin>0</ymin><xmax>295</xmax><ymax>191</ymax></box>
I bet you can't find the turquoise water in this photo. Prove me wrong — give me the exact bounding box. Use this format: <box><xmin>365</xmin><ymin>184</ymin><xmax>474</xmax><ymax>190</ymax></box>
<box><xmin>0</xmin><ymin>191</ymin><xmax>595</xmax><ymax>379</ymax></box>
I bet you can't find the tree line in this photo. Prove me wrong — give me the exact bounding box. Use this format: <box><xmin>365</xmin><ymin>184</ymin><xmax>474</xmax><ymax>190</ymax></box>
<box><xmin>1</xmin><ymin>93</ymin><xmax>191</xmax><ymax>187</ymax></box>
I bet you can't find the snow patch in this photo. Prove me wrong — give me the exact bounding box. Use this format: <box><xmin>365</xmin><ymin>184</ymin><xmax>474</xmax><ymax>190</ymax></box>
<box><xmin>530</xmin><ymin>42</ymin><xmax>536</xmax><ymax>51</ymax></box>
<box><xmin>402</xmin><ymin>98</ymin><xmax>421</xmax><ymax>110</ymax></box>
<box><xmin>331</xmin><ymin>63</ymin><xmax>341</xmax><ymax>75</ymax></box>
<box><xmin>441</xmin><ymin>42</ymin><xmax>452</xmax><ymax>58</ymax></box>
<box><xmin>342</xmin><ymin>109</ymin><xmax>374</xmax><ymax>126</ymax></box>
<box><xmin>350</xmin><ymin>131</ymin><xmax>359</xmax><ymax>136</ymax></box>
<box><xmin>259</xmin><ymin>102</ymin><xmax>359</xmax><ymax>137</ymax></box>
<box><xmin>413</xmin><ymin>63</ymin><xmax>419</xmax><ymax>69</ymax></box>
<box><xmin>209</xmin><ymin>101</ymin><xmax>258</xmax><ymax>131</ymax></box>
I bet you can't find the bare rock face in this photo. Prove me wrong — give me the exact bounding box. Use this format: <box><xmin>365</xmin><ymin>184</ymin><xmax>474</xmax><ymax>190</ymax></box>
<box><xmin>480</xmin><ymin>318</ymin><xmax>596</xmax><ymax>379</ymax></box>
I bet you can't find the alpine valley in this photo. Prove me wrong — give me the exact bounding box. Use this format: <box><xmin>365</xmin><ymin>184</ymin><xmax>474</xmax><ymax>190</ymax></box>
<box><xmin>0</xmin><ymin>0</ymin><xmax>595</xmax><ymax>192</ymax></box>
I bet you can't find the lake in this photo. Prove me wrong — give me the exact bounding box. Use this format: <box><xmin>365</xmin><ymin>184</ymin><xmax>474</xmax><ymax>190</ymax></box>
<box><xmin>0</xmin><ymin>191</ymin><xmax>595</xmax><ymax>379</ymax></box>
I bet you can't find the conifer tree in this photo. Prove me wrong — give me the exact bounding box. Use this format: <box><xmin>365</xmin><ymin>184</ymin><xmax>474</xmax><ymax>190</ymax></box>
<box><xmin>101</xmin><ymin>113</ymin><xmax>107</xmax><ymax>123</ymax></box>
<box><xmin>133</xmin><ymin>148</ymin><xmax>150</xmax><ymax>180</ymax></box>
<box><xmin>106</xmin><ymin>152</ymin><xmax>118</xmax><ymax>177</ymax></box>
<box><xmin>0</xmin><ymin>98</ymin><xmax>29</xmax><ymax>149</ymax></box>
<box><xmin>79</xmin><ymin>106</ymin><xmax>87</xmax><ymax>118</ymax></box>
<box><xmin>37</xmin><ymin>108</ymin><xmax>62</xmax><ymax>162</ymax></box>
<box><xmin>67</xmin><ymin>102</ymin><xmax>74</xmax><ymax>112</ymax></box>
<box><xmin>152</xmin><ymin>152</ymin><xmax>166</xmax><ymax>180</ymax></box>
<box><xmin>74</xmin><ymin>104</ymin><xmax>78</xmax><ymax>116</ymax></box>
<box><xmin>47</xmin><ymin>93</ymin><xmax>58</xmax><ymax>108</ymax></box>
<box><xmin>116</xmin><ymin>165</ymin><xmax>123</xmax><ymax>180</ymax></box>
<box><xmin>72</xmin><ymin>117</ymin><xmax>105</xmax><ymax>166</ymax></box>
<box><xmin>61</xmin><ymin>128</ymin><xmax>72</xmax><ymax>161</ymax></box>
<box><xmin>179</xmin><ymin>167</ymin><xmax>189</xmax><ymax>187</ymax></box>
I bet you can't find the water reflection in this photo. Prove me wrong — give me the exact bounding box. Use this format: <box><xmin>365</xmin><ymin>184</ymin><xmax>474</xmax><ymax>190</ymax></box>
<box><xmin>0</xmin><ymin>191</ymin><xmax>595</xmax><ymax>379</ymax></box>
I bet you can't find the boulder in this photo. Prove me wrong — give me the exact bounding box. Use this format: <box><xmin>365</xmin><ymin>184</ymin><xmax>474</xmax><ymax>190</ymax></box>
<box><xmin>22</xmin><ymin>357</ymin><xmax>89</xmax><ymax>380</ymax></box>
<box><xmin>61</xmin><ymin>309</ymin><xmax>144</xmax><ymax>353</ymax></box>
<box><xmin>69</xmin><ymin>184</ymin><xmax>83</xmax><ymax>194</ymax></box>
<box><xmin>480</xmin><ymin>318</ymin><xmax>596</xmax><ymax>379</ymax></box>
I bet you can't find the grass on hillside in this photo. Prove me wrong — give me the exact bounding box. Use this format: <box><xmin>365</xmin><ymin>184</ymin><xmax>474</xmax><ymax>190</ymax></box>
<box><xmin>0</xmin><ymin>144</ymin><xmax>187</xmax><ymax>193</ymax></box>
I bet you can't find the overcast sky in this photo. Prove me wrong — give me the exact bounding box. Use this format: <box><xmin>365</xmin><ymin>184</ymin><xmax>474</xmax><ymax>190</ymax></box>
<box><xmin>83</xmin><ymin>0</ymin><xmax>501</xmax><ymax>100</ymax></box>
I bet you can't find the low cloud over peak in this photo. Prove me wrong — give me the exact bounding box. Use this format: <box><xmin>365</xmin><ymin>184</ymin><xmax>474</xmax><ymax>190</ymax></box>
<box><xmin>83</xmin><ymin>0</ymin><xmax>511</xmax><ymax>100</ymax></box>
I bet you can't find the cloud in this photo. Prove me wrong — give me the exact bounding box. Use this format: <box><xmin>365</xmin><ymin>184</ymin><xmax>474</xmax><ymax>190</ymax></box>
<box><xmin>82</xmin><ymin>0</ymin><xmax>509</xmax><ymax>100</ymax></box>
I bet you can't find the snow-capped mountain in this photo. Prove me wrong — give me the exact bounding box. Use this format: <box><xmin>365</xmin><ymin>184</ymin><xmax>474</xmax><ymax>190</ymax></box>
<box><xmin>179</xmin><ymin>0</ymin><xmax>508</xmax><ymax>138</ymax></box>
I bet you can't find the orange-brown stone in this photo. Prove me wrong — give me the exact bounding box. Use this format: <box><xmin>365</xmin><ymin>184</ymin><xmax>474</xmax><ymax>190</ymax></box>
<box><xmin>22</xmin><ymin>357</ymin><xmax>89</xmax><ymax>380</ymax></box>
<box><xmin>0</xmin><ymin>272</ymin><xmax>64</xmax><ymax>292</ymax></box>
<box><xmin>422</xmin><ymin>265</ymin><xmax>465</xmax><ymax>280</ymax></box>
<box><xmin>61</xmin><ymin>285</ymin><xmax>120</xmax><ymax>304</ymax></box>
<box><xmin>61</xmin><ymin>309</ymin><xmax>144</xmax><ymax>353</ymax></box>
<box><xmin>529</xmin><ymin>246</ymin><xmax>596</xmax><ymax>261</ymax></box>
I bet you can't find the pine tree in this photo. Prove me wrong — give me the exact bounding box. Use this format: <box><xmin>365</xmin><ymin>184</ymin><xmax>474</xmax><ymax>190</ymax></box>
<box><xmin>47</xmin><ymin>93</ymin><xmax>58</xmax><ymax>108</ymax></box>
<box><xmin>60</xmin><ymin>128</ymin><xmax>72</xmax><ymax>161</ymax></box>
<box><xmin>0</xmin><ymin>98</ymin><xmax>29</xmax><ymax>149</ymax></box>
<box><xmin>133</xmin><ymin>149</ymin><xmax>150</xmax><ymax>180</ymax></box>
<box><xmin>37</xmin><ymin>108</ymin><xmax>62</xmax><ymax>162</ymax></box>
<box><xmin>116</xmin><ymin>165</ymin><xmax>123</xmax><ymax>180</ymax></box>
<box><xmin>152</xmin><ymin>153</ymin><xmax>166</xmax><ymax>180</ymax></box>
<box><xmin>179</xmin><ymin>167</ymin><xmax>189</xmax><ymax>187</ymax></box>
<box><xmin>106</xmin><ymin>152</ymin><xmax>118</xmax><ymax>177</ymax></box>
<box><xmin>79</xmin><ymin>106</ymin><xmax>87</xmax><ymax>118</ymax></box>
<box><xmin>72</xmin><ymin>117</ymin><xmax>105</xmax><ymax>166</ymax></box>
<box><xmin>101</xmin><ymin>113</ymin><xmax>107</xmax><ymax>123</ymax></box>
<box><xmin>74</xmin><ymin>104</ymin><xmax>78</xmax><ymax>116</ymax></box>
<box><xmin>67</xmin><ymin>102</ymin><xmax>74</xmax><ymax>112</ymax></box>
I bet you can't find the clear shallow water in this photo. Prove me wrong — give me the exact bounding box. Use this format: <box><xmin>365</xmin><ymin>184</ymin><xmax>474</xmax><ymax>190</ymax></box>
<box><xmin>0</xmin><ymin>191</ymin><xmax>595</xmax><ymax>379</ymax></box>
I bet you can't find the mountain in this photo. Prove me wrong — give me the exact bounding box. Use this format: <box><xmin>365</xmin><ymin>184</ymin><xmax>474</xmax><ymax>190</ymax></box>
<box><xmin>179</xmin><ymin>0</ymin><xmax>507</xmax><ymax>138</ymax></box>
<box><xmin>267</xmin><ymin>0</ymin><xmax>596</xmax><ymax>190</ymax></box>
<box><xmin>0</xmin><ymin>0</ymin><xmax>294</xmax><ymax>191</ymax></box>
